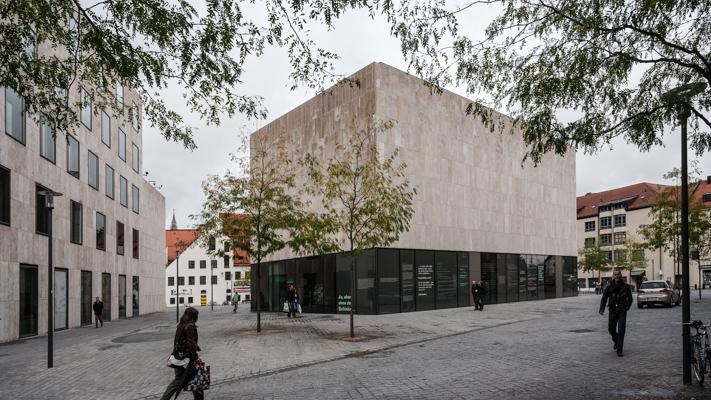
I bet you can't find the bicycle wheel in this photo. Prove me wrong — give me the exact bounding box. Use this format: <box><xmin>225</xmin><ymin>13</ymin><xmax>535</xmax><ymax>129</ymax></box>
<box><xmin>693</xmin><ymin>339</ymin><xmax>706</xmax><ymax>385</ymax></box>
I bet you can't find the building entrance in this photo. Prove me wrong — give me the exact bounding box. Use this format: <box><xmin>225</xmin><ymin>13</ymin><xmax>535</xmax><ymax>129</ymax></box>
<box><xmin>19</xmin><ymin>265</ymin><xmax>38</xmax><ymax>337</ymax></box>
<box><xmin>101</xmin><ymin>273</ymin><xmax>111</xmax><ymax>321</ymax></box>
<box><xmin>81</xmin><ymin>271</ymin><xmax>92</xmax><ymax>325</ymax></box>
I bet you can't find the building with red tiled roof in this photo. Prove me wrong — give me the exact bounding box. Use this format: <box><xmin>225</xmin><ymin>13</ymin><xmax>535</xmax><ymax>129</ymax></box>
<box><xmin>577</xmin><ymin>175</ymin><xmax>711</xmax><ymax>292</ymax></box>
<box><xmin>165</xmin><ymin>229</ymin><xmax>200</xmax><ymax>265</ymax></box>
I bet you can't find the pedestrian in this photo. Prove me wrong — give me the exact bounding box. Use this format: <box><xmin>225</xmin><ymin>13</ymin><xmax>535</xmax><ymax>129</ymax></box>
<box><xmin>477</xmin><ymin>281</ymin><xmax>486</xmax><ymax>311</ymax></box>
<box><xmin>92</xmin><ymin>297</ymin><xmax>103</xmax><ymax>328</ymax></box>
<box><xmin>599</xmin><ymin>268</ymin><xmax>633</xmax><ymax>357</ymax></box>
<box><xmin>160</xmin><ymin>307</ymin><xmax>204</xmax><ymax>400</ymax></box>
<box><xmin>471</xmin><ymin>281</ymin><xmax>485</xmax><ymax>311</ymax></box>
<box><xmin>286</xmin><ymin>285</ymin><xmax>298</xmax><ymax>318</ymax></box>
<box><xmin>231</xmin><ymin>292</ymin><xmax>240</xmax><ymax>313</ymax></box>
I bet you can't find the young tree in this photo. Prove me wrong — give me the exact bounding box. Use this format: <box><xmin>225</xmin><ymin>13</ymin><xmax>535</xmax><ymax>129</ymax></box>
<box><xmin>305</xmin><ymin>119</ymin><xmax>416</xmax><ymax>338</ymax></box>
<box><xmin>194</xmin><ymin>135</ymin><xmax>304</xmax><ymax>332</ymax></box>
<box><xmin>613</xmin><ymin>237</ymin><xmax>647</xmax><ymax>275</ymax></box>
<box><xmin>578</xmin><ymin>243</ymin><xmax>611</xmax><ymax>287</ymax></box>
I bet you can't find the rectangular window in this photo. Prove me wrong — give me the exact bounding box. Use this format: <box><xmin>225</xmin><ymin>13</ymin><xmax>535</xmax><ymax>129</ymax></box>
<box><xmin>613</xmin><ymin>232</ymin><xmax>626</xmax><ymax>245</ymax></box>
<box><xmin>199</xmin><ymin>276</ymin><xmax>206</xmax><ymax>285</ymax></box>
<box><xmin>5</xmin><ymin>87</ymin><xmax>25</xmax><ymax>144</ymax></box>
<box><xmin>80</xmin><ymin>87</ymin><xmax>92</xmax><ymax>129</ymax></box>
<box><xmin>96</xmin><ymin>212</ymin><xmax>106</xmax><ymax>250</ymax></box>
<box><xmin>223</xmin><ymin>256</ymin><xmax>229</xmax><ymax>268</ymax></box>
<box><xmin>178</xmin><ymin>277</ymin><xmax>185</xmax><ymax>286</ymax></box>
<box><xmin>170</xmin><ymin>298</ymin><xmax>175</xmax><ymax>304</ymax></box>
<box><xmin>88</xmin><ymin>151</ymin><xmax>99</xmax><ymax>189</ymax></box>
<box><xmin>235</xmin><ymin>271</ymin><xmax>242</xmax><ymax>280</ymax></box>
<box><xmin>70</xmin><ymin>201</ymin><xmax>82</xmax><ymax>244</ymax></box>
<box><xmin>584</xmin><ymin>237</ymin><xmax>595</xmax><ymax>247</ymax></box>
<box><xmin>116</xmin><ymin>221</ymin><xmax>124</xmax><ymax>255</ymax></box>
<box><xmin>614</xmin><ymin>214</ymin><xmax>626</xmax><ymax>227</ymax></box>
<box><xmin>211</xmin><ymin>259</ymin><xmax>217</xmax><ymax>269</ymax></box>
<box><xmin>584</xmin><ymin>220</ymin><xmax>595</xmax><ymax>232</ymax></box>
<box><xmin>132</xmin><ymin>229</ymin><xmax>139</xmax><ymax>259</ymax></box>
<box><xmin>115</xmin><ymin>82</ymin><xmax>124</xmax><ymax>108</ymax></box>
<box><xmin>188</xmin><ymin>277</ymin><xmax>195</xmax><ymax>285</ymax></box>
<box><xmin>179</xmin><ymin>297</ymin><xmax>184</xmax><ymax>304</ymax></box>
<box><xmin>40</xmin><ymin>117</ymin><xmax>56</xmax><ymax>163</ymax></box>
<box><xmin>0</xmin><ymin>165</ymin><xmax>9</xmax><ymax>226</ymax></box>
<box><xmin>200</xmin><ymin>260</ymin><xmax>207</xmax><ymax>269</ymax></box>
<box><xmin>132</xmin><ymin>143</ymin><xmax>139</xmax><ymax>173</ymax></box>
<box><xmin>105</xmin><ymin>164</ymin><xmax>114</xmax><ymax>199</ymax></box>
<box><xmin>188</xmin><ymin>260</ymin><xmax>195</xmax><ymax>269</ymax></box>
<box><xmin>168</xmin><ymin>277</ymin><xmax>174</xmax><ymax>286</ymax></box>
<box><xmin>35</xmin><ymin>185</ymin><xmax>49</xmax><ymax>234</ymax></box>
<box><xmin>118</xmin><ymin>128</ymin><xmax>126</xmax><ymax>161</ymax></box>
<box><xmin>101</xmin><ymin>111</ymin><xmax>111</xmax><ymax>147</ymax></box>
<box><xmin>211</xmin><ymin>276</ymin><xmax>217</xmax><ymax>285</ymax></box>
<box><xmin>703</xmin><ymin>193</ymin><xmax>711</xmax><ymax>203</ymax></box>
<box><xmin>599</xmin><ymin>216</ymin><xmax>612</xmax><ymax>229</ymax></box>
<box><xmin>66</xmin><ymin>135</ymin><xmax>80</xmax><ymax>179</ymax></box>
<box><xmin>119</xmin><ymin>176</ymin><xmax>128</xmax><ymax>207</ymax></box>
<box><xmin>131</xmin><ymin>185</ymin><xmax>139</xmax><ymax>214</ymax></box>
<box><xmin>131</xmin><ymin>101</ymin><xmax>139</xmax><ymax>131</ymax></box>
<box><xmin>225</xmin><ymin>271</ymin><xmax>232</xmax><ymax>281</ymax></box>
<box><xmin>600</xmin><ymin>233</ymin><xmax>612</xmax><ymax>246</ymax></box>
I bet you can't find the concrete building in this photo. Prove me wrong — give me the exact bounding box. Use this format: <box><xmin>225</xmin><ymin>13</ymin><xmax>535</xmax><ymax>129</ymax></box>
<box><xmin>164</xmin><ymin>226</ymin><xmax>251</xmax><ymax>307</ymax></box>
<box><xmin>249</xmin><ymin>62</ymin><xmax>578</xmax><ymax>314</ymax></box>
<box><xmin>0</xmin><ymin>52</ymin><xmax>165</xmax><ymax>343</ymax></box>
<box><xmin>577</xmin><ymin>177</ymin><xmax>711</xmax><ymax>290</ymax></box>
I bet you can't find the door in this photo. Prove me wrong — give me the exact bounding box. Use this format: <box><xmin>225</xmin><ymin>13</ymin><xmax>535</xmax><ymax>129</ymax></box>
<box><xmin>118</xmin><ymin>275</ymin><xmax>126</xmax><ymax>318</ymax></box>
<box><xmin>19</xmin><ymin>265</ymin><xmax>38</xmax><ymax>337</ymax></box>
<box><xmin>101</xmin><ymin>273</ymin><xmax>111</xmax><ymax>321</ymax></box>
<box><xmin>132</xmin><ymin>276</ymin><xmax>139</xmax><ymax>317</ymax></box>
<box><xmin>54</xmin><ymin>268</ymin><xmax>68</xmax><ymax>330</ymax></box>
<box><xmin>81</xmin><ymin>271</ymin><xmax>92</xmax><ymax>325</ymax></box>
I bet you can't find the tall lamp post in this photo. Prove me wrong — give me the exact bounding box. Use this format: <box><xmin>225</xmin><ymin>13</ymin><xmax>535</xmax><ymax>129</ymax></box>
<box><xmin>175</xmin><ymin>250</ymin><xmax>180</xmax><ymax>322</ymax></box>
<box><xmin>661</xmin><ymin>81</ymin><xmax>707</xmax><ymax>385</ymax></box>
<box><xmin>208</xmin><ymin>237</ymin><xmax>215</xmax><ymax>311</ymax></box>
<box><xmin>38</xmin><ymin>189</ymin><xmax>62</xmax><ymax>369</ymax></box>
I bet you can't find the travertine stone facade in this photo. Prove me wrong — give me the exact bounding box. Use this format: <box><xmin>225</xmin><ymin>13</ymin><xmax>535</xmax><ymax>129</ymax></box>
<box><xmin>0</xmin><ymin>79</ymin><xmax>165</xmax><ymax>342</ymax></box>
<box><xmin>253</xmin><ymin>62</ymin><xmax>576</xmax><ymax>261</ymax></box>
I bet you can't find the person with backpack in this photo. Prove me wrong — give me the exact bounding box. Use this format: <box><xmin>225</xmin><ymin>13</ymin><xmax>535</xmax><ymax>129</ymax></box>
<box><xmin>231</xmin><ymin>292</ymin><xmax>240</xmax><ymax>313</ymax></box>
<box><xmin>599</xmin><ymin>268</ymin><xmax>633</xmax><ymax>357</ymax></box>
<box><xmin>160</xmin><ymin>307</ymin><xmax>204</xmax><ymax>400</ymax></box>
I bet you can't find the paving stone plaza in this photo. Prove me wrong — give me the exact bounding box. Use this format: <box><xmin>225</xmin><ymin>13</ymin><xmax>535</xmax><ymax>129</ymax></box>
<box><xmin>2</xmin><ymin>293</ymin><xmax>711</xmax><ymax>399</ymax></box>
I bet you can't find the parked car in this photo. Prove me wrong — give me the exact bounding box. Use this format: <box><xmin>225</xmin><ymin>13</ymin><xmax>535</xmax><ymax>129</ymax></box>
<box><xmin>637</xmin><ymin>280</ymin><xmax>681</xmax><ymax>308</ymax></box>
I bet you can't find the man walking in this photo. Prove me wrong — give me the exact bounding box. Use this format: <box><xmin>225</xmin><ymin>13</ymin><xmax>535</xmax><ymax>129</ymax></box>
<box><xmin>93</xmin><ymin>297</ymin><xmax>104</xmax><ymax>328</ymax></box>
<box><xmin>599</xmin><ymin>269</ymin><xmax>633</xmax><ymax>357</ymax></box>
<box><xmin>472</xmin><ymin>281</ymin><xmax>486</xmax><ymax>311</ymax></box>
<box><xmin>231</xmin><ymin>292</ymin><xmax>240</xmax><ymax>313</ymax></box>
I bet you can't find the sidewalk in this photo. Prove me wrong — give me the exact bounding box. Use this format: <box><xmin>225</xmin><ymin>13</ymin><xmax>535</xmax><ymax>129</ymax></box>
<box><xmin>2</xmin><ymin>299</ymin><xmax>565</xmax><ymax>400</ymax></box>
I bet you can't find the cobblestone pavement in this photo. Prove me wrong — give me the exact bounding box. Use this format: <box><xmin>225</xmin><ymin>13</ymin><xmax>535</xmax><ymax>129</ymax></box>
<box><xmin>4</xmin><ymin>294</ymin><xmax>711</xmax><ymax>399</ymax></box>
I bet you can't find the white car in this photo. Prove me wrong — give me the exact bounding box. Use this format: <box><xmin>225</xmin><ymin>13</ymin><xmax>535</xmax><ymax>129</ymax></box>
<box><xmin>637</xmin><ymin>280</ymin><xmax>680</xmax><ymax>308</ymax></box>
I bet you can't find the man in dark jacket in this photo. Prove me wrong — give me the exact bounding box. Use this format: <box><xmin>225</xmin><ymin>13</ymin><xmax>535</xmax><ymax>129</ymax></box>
<box><xmin>92</xmin><ymin>297</ymin><xmax>104</xmax><ymax>328</ymax></box>
<box><xmin>599</xmin><ymin>269</ymin><xmax>633</xmax><ymax>357</ymax></box>
<box><xmin>472</xmin><ymin>281</ymin><xmax>486</xmax><ymax>311</ymax></box>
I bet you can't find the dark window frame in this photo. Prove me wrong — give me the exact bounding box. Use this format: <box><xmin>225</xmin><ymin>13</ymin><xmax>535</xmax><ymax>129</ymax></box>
<box><xmin>614</xmin><ymin>214</ymin><xmax>626</xmax><ymax>228</ymax></box>
<box><xmin>131</xmin><ymin>142</ymin><xmax>140</xmax><ymax>173</ymax></box>
<box><xmin>0</xmin><ymin>164</ymin><xmax>10</xmax><ymax>226</ymax></box>
<box><xmin>66</xmin><ymin>134</ymin><xmax>80</xmax><ymax>179</ymax></box>
<box><xmin>584</xmin><ymin>220</ymin><xmax>595</xmax><ymax>232</ymax></box>
<box><xmin>80</xmin><ymin>87</ymin><xmax>92</xmax><ymax>130</ymax></box>
<box><xmin>599</xmin><ymin>216</ymin><xmax>612</xmax><ymax>229</ymax></box>
<box><xmin>131</xmin><ymin>185</ymin><xmax>139</xmax><ymax>214</ymax></box>
<box><xmin>5</xmin><ymin>87</ymin><xmax>26</xmax><ymax>145</ymax></box>
<box><xmin>96</xmin><ymin>211</ymin><xmax>106</xmax><ymax>251</ymax></box>
<box><xmin>70</xmin><ymin>200</ymin><xmax>82</xmax><ymax>245</ymax></box>
<box><xmin>105</xmin><ymin>164</ymin><xmax>114</xmax><ymax>199</ymax></box>
<box><xmin>118</xmin><ymin>128</ymin><xmax>126</xmax><ymax>162</ymax></box>
<box><xmin>40</xmin><ymin>116</ymin><xmax>56</xmax><ymax>163</ymax></box>
<box><xmin>116</xmin><ymin>221</ymin><xmax>125</xmax><ymax>255</ymax></box>
<box><xmin>132</xmin><ymin>229</ymin><xmax>139</xmax><ymax>259</ymax></box>
<box><xmin>88</xmin><ymin>150</ymin><xmax>99</xmax><ymax>190</ymax></box>
<box><xmin>35</xmin><ymin>184</ymin><xmax>49</xmax><ymax>235</ymax></box>
<box><xmin>119</xmin><ymin>175</ymin><xmax>128</xmax><ymax>207</ymax></box>
<box><xmin>101</xmin><ymin>110</ymin><xmax>111</xmax><ymax>148</ymax></box>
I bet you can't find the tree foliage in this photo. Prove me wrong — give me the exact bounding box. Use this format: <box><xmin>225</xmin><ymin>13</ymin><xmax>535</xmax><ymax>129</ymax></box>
<box><xmin>376</xmin><ymin>0</ymin><xmax>711</xmax><ymax>163</ymax></box>
<box><xmin>613</xmin><ymin>237</ymin><xmax>647</xmax><ymax>272</ymax></box>
<box><xmin>578</xmin><ymin>242</ymin><xmax>611</xmax><ymax>279</ymax></box>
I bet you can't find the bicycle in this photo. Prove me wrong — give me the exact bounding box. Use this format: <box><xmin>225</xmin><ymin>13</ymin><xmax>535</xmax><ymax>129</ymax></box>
<box><xmin>687</xmin><ymin>320</ymin><xmax>711</xmax><ymax>385</ymax></box>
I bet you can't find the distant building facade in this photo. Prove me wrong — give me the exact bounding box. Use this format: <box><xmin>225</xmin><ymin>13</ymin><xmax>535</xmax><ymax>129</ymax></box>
<box><xmin>250</xmin><ymin>62</ymin><xmax>578</xmax><ymax>315</ymax></box>
<box><xmin>577</xmin><ymin>177</ymin><xmax>711</xmax><ymax>289</ymax></box>
<box><xmin>165</xmin><ymin>225</ymin><xmax>250</xmax><ymax>307</ymax></box>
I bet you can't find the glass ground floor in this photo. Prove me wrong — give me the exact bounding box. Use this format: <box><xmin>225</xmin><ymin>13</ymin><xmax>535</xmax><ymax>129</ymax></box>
<box><xmin>251</xmin><ymin>248</ymin><xmax>577</xmax><ymax>315</ymax></box>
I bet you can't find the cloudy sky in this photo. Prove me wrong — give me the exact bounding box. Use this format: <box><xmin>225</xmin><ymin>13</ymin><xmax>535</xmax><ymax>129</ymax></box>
<box><xmin>143</xmin><ymin>4</ymin><xmax>711</xmax><ymax>229</ymax></box>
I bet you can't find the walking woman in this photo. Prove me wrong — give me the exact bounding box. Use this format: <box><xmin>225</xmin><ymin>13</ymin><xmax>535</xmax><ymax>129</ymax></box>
<box><xmin>160</xmin><ymin>307</ymin><xmax>204</xmax><ymax>400</ymax></box>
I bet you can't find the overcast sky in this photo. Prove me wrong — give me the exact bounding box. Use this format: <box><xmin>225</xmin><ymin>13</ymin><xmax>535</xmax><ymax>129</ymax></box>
<box><xmin>143</xmin><ymin>5</ymin><xmax>711</xmax><ymax>229</ymax></box>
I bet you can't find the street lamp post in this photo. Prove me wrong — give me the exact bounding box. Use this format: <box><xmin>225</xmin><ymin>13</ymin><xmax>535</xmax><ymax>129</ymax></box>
<box><xmin>38</xmin><ymin>189</ymin><xmax>62</xmax><ymax>369</ymax></box>
<box><xmin>661</xmin><ymin>81</ymin><xmax>707</xmax><ymax>385</ymax></box>
<box><xmin>175</xmin><ymin>250</ymin><xmax>180</xmax><ymax>323</ymax></box>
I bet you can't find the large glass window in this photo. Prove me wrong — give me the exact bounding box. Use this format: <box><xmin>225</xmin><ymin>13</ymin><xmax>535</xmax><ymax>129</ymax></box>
<box><xmin>5</xmin><ymin>87</ymin><xmax>25</xmax><ymax>144</ymax></box>
<box><xmin>563</xmin><ymin>256</ymin><xmax>578</xmax><ymax>297</ymax></box>
<box><xmin>80</xmin><ymin>87</ymin><xmax>92</xmax><ymax>129</ymax></box>
<box><xmin>66</xmin><ymin>135</ymin><xmax>80</xmax><ymax>178</ymax></box>
<box><xmin>584</xmin><ymin>221</ymin><xmax>595</xmax><ymax>232</ymax></box>
<box><xmin>132</xmin><ymin>185</ymin><xmax>139</xmax><ymax>214</ymax></box>
<box><xmin>614</xmin><ymin>231</ymin><xmax>626</xmax><ymax>245</ymax></box>
<box><xmin>132</xmin><ymin>229</ymin><xmax>139</xmax><ymax>259</ymax></box>
<box><xmin>599</xmin><ymin>216</ymin><xmax>612</xmax><ymax>229</ymax></box>
<box><xmin>496</xmin><ymin>254</ymin><xmax>507</xmax><ymax>304</ymax></box>
<box><xmin>118</xmin><ymin>128</ymin><xmax>126</xmax><ymax>161</ymax></box>
<box><xmin>105</xmin><ymin>164</ymin><xmax>114</xmax><ymax>199</ymax></box>
<box><xmin>435</xmin><ymin>251</ymin><xmax>457</xmax><ymax>309</ymax></box>
<box><xmin>457</xmin><ymin>252</ymin><xmax>469</xmax><ymax>307</ymax></box>
<box><xmin>415</xmin><ymin>250</ymin><xmax>435</xmax><ymax>311</ymax></box>
<box><xmin>35</xmin><ymin>185</ymin><xmax>49</xmax><ymax>234</ymax></box>
<box><xmin>400</xmin><ymin>250</ymin><xmax>415</xmax><ymax>312</ymax></box>
<box><xmin>40</xmin><ymin>117</ymin><xmax>55</xmax><ymax>163</ymax></box>
<box><xmin>481</xmin><ymin>253</ymin><xmax>498</xmax><ymax>305</ymax></box>
<box><xmin>70</xmin><ymin>200</ymin><xmax>82</xmax><ymax>244</ymax></box>
<box><xmin>600</xmin><ymin>233</ymin><xmax>612</xmax><ymax>245</ymax></box>
<box><xmin>88</xmin><ymin>151</ymin><xmax>99</xmax><ymax>189</ymax></box>
<box><xmin>119</xmin><ymin>176</ymin><xmax>127</xmax><ymax>207</ymax></box>
<box><xmin>614</xmin><ymin>214</ymin><xmax>626</xmax><ymax>227</ymax></box>
<box><xmin>377</xmin><ymin>249</ymin><xmax>400</xmax><ymax>314</ymax></box>
<box><xmin>132</xmin><ymin>143</ymin><xmax>140</xmax><ymax>172</ymax></box>
<box><xmin>0</xmin><ymin>165</ymin><xmax>9</xmax><ymax>225</ymax></box>
<box><xmin>116</xmin><ymin>221</ymin><xmax>124</xmax><ymax>255</ymax></box>
<box><xmin>335</xmin><ymin>254</ymin><xmax>352</xmax><ymax>314</ymax></box>
<box><xmin>101</xmin><ymin>111</ymin><xmax>111</xmax><ymax>147</ymax></box>
<box><xmin>96</xmin><ymin>212</ymin><xmax>106</xmax><ymax>251</ymax></box>
<box><xmin>506</xmin><ymin>254</ymin><xmax>519</xmax><ymax>303</ymax></box>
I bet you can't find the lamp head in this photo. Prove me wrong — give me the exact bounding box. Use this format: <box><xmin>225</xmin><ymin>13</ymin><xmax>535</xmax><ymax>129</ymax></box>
<box><xmin>38</xmin><ymin>190</ymin><xmax>63</xmax><ymax>209</ymax></box>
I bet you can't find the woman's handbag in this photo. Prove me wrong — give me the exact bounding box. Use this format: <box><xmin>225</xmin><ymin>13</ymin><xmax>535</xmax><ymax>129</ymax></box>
<box><xmin>297</xmin><ymin>304</ymin><xmax>302</xmax><ymax>314</ymax></box>
<box><xmin>167</xmin><ymin>347</ymin><xmax>190</xmax><ymax>368</ymax></box>
<box><xmin>283</xmin><ymin>302</ymin><xmax>289</xmax><ymax>313</ymax></box>
<box><xmin>184</xmin><ymin>359</ymin><xmax>211</xmax><ymax>391</ymax></box>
